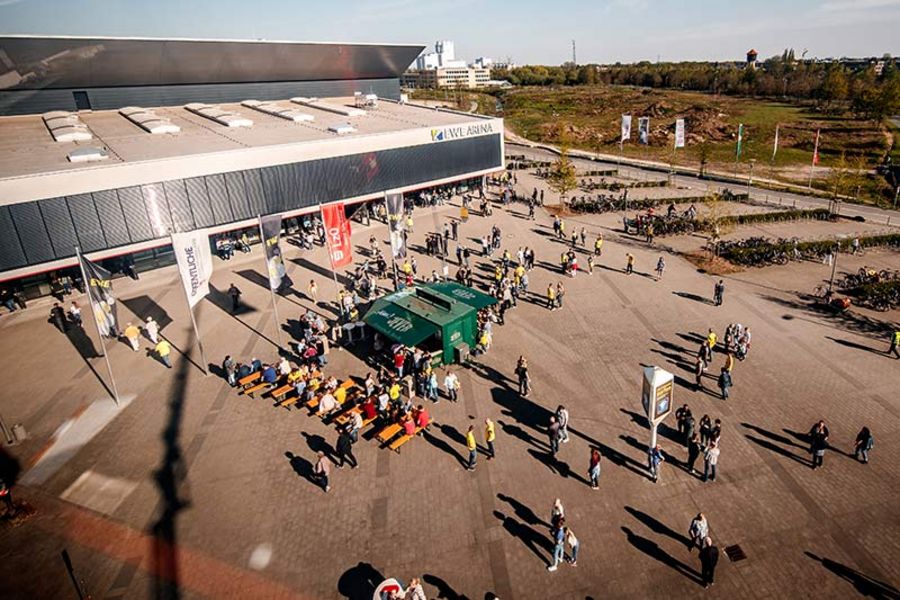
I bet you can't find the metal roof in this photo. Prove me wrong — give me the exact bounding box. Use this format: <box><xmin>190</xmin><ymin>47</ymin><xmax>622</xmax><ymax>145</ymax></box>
<box><xmin>0</xmin><ymin>35</ymin><xmax>425</xmax><ymax>90</ymax></box>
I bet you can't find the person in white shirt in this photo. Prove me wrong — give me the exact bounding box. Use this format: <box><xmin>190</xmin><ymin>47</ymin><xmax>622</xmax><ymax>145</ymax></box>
<box><xmin>317</xmin><ymin>392</ymin><xmax>338</xmax><ymax>416</ymax></box>
<box><xmin>444</xmin><ymin>372</ymin><xmax>459</xmax><ymax>402</ymax></box>
<box><xmin>145</xmin><ymin>316</ymin><xmax>159</xmax><ymax>343</ymax></box>
<box><xmin>278</xmin><ymin>357</ymin><xmax>291</xmax><ymax>376</ymax></box>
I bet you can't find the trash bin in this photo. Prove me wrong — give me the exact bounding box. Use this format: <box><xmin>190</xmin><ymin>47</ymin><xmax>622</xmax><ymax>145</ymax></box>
<box><xmin>454</xmin><ymin>343</ymin><xmax>470</xmax><ymax>364</ymax></box>
<box><xmin>11</xmin><ymin>423</ymin><xmax>27</xmax><ymax>443</ymax></box>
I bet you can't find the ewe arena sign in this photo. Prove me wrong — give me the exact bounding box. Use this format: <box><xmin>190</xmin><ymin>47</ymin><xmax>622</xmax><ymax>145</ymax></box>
<box><xmin>431</xmin><ymin>122</ymin><xmax>494</xmax><ymax>142</ymax></box>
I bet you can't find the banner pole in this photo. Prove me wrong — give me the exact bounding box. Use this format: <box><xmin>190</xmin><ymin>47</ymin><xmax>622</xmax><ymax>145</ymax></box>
<box><xmin>169</xmin><ymin>233</ymin><xmax>208</xmax><ymax>375</ymax></box>
<box><xmin>76</xmin><ymin>246</ymin><xmax>120</xmax><ymax>405</ymax></box>
<box><xmin>384</xmin><ymin>193</ymin><xmax>401</xmax><ymax>291</ymax></box>
<box><xmin>257</xmin><ymin>215</ymin><xmax>286</xmax><ymax>350</ymax></box>
<box><xmin>319</xmin><ymin>204</ymin><xmax>345</xmax><ymax>318</ymax></box>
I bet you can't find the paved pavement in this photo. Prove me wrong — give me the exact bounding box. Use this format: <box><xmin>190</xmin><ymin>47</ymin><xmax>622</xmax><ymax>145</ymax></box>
<box><xmin>1</xmin><ymin>174</ymin><xmax>899</xmax><ymax>599</ymax></box>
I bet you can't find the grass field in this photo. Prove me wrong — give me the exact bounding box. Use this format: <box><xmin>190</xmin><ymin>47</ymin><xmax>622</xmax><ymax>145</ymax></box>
<box><xmin>410</xmin><ymin>86</ymin><xmax>897</xmax><ymax>206</ymax></box>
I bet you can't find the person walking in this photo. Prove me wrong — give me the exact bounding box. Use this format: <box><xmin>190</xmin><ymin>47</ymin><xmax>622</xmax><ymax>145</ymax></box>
<box><xmin>854</xmin><ymin>427</ymin><xmax>874</xmax><ymax>463</ymax></box>
<box><xmin>485</xmin><ymin>418</ymin><xmax>496</xmax><ymax>460</ymax></box>
<box><xmin>588</xmin><ymin>448</ymin><xmax>601</xmax><ymax>489</ymax></box>
<box><xmin>625</xmin><ymin>253</ymin><xmax>635</xmax><ymax>275</ymax></box>
<box><xmin>717</xmin><ymin>367</ymin><xmax>732</xmax><ymax>400</ymax></box>
<box><xmin>314</xmin><ymin>451</ymin><xmax>331</xmax><ymax>492</ymax></box>
<box><xmin>703</xmin><ymin>441</ymin><xmax>720</xmax><ymax>482</ymax></box>
<box><xmin>694</xmin><ymin>356</ymin><xmax>705</xmax><ymax>390</ymax></box>
<box><xmin>556</xmin><ymin>405</ymin><xmax>570</xmax><ymax>444</ymax></box>
<box><xmin>565</xmin><ymin>527</ymin><xmax>580</xmax><ymax>567</ymax></box>
<box><xmin>655</xmin><ymin>256</ymin><xmax>665</xmax><ymax>281</ymax></box>
<box><xmin>516</xmin><ymin>356</ymin><xmax>531</xmax><ymax>397</ymax></box>
<box><xmin>687</xmin><ymin>433</ymin><xmax>702</xmax><ymax>475</ymax></box>
<box><xmin>889</xmin><ymin>330</ymin><xmax>900</xmax><ymax>359</ymax></box>
<box><xmin>551</xmin><ymin>498</ymin><xmax>565</xmax><ymax>530</ymax></box>
<box><xmin>228</xmin><ymin>283</ymin><xmax>242</xmax><ymax>313</ymax></box>
<box><xmin>336</xmin><ymin>427</ymin><xmax>358</xmax><ymax>469</ymax></box>
<box><xmin>809</xmin><ymin>420</ymin><xmax>830</xmax><ymax>470</ymax></box>
<box><xmin>547</xmin><ymin>521</ymin><xmax>566</xmax><ymax>572</ymax></box>
<box><xmin>466</xmin><ymin>425</ymin><xmax>478</xmax><ymax>471</ymax></box>
<box><xmin>307</xmin><ymin>280</ymin><xmax>319</xmax><ymax>304</ymax></box>
<box><xmin>594</xmin><ymin>235</ymin><xmax>603</xmax><ymax>256</ymax></box>
<box><xmin>145</xmin><ymin>316</ymin><xmax>159</xmax><ymax>344</ymax></box>
<box><xmin>699</xmin><ymin>414</ymin><xmax>712</xmax><ymax>446</ymax></box>
<box><xmin>546</xmin><ymin>284</ymin><xmax>557</xmax><ymax>311</ymax></box>
<box><xmin>555</xmin><ymin>282</ymin><xmax>565</xmax><ymax>310</ymax></box>
<box><xmin>444</xmin><ymin>371</ymin><xmax>459</xmax><ymax>402</ymax></box>
<box><xmin>155</xmin><ymin>339</ymin><xmax>173</xmax><ymax>368</ymax></box>
<box><xmin>699</xmin><ymin>537</ymin><xmax>720</xmax><ymax>589</ymax></box>
<box><xmin>688</xmin><ymin>513</ymin><xmax>709</xmax><ymax>551</ymax></box>
<box><xmin>124</xmin><ymin>322</ymin><xmax>141</xmax><ymax>352</ymax></box>
<box><xmin>647</xmin><ymin>444</ymin><xmax>664</xmax><ymax>482</ymax></box>
<box><xmin>713</xmin><ymin>280</ymin><xmax>725</xmax><ymax>306</ymax></box>
<box><xmin>548</xmin><ymin>416</ymin><xmax>561</xmax><ymax>457</ymax></box>
<box><xmin>223</xmin><ymin>355</ymin><xmax>237</xmax><ymax>386</ymax></box>
<box><xmin>68</xmin><ymin>302</ymin><xmax>82</xmax><ymax>326</ymax></box>
<box><xmin>50</xmin><ymin>303</ymin><xmax>67</xmax><ymax>332</ymax></box>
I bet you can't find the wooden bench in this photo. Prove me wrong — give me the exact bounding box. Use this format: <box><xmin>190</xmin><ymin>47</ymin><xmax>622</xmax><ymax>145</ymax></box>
<box><xmin>376</xmin><ymin>422</ymin><xmax>403</xmax><ymax>445</ymax></box>
<box><xmin>270</xmin><ymin>384</ymin><xmax>294</xmax><ymax>401</ymax></box>
<box><xmin>242</xmin><ymin>382</ymin><xmax>271</xmax><ymax>397</ymax></box>
<box><xmin>334</xmin><ymin>405</ymin><xmax>362</xmax><ymax>427</ymax></box>
<box><xmin>388</xmin><ymin>420</ymin><xmax>432</xmax><ymax>453</ymax></box>
<box><xmin>238</xmin><ymin>372</ymin><xmax>261</xmax><ymax>388</ymax></box>
<box><xmin>306</xmin><ymin>380</ymin><xmax>355</xmax><ymax>413</ymax></box>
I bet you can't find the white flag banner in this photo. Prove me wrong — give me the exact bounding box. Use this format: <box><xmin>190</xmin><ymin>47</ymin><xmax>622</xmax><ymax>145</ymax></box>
<box><xmin>772</xmin><ymin>125</ymin><xmax>780</xmax><ymax>161</ymax></box>
<box><xmin>171</xmin><ymin>229</ymin><xmax>214</xmax><ymax>308</ymax></box>
<box><xmin>638</xmin><ymin>117</ymin><xmax>650</xmax><ymax>145</ymax></box>
<box><xmin>621</xmin><ymin>115</ymin><xmax>632</xmax><ymax>142</ymax></box>
<box><xmin>675</xmin><ymin>118</ymin><xmax>686</xmax><ymax>149</ymax></box>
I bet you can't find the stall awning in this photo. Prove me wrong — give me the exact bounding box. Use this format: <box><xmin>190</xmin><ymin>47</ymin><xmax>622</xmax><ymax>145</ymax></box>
<box><xmin>364</xmin><ymin>298</ymin><xmax>440</xmax><ymax>347</ymax></box>
<box><xmin>428</xmin><ymin>281</ymin><xmax>498</xmax><ymax>310</ymax></box>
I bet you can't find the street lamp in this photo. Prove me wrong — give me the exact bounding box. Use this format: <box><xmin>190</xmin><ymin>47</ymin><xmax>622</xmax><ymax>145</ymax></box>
<box><xmin>746</xmin><ymin>159</ymin><xmax>756</xmax><ymax>197</ymax></box>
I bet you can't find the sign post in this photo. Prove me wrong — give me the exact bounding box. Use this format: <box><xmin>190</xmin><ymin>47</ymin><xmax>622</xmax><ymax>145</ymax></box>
<box><xmin>642</xmin><ymin>366</ymin><xmax>674</xmax><ymax>449</ymax></box>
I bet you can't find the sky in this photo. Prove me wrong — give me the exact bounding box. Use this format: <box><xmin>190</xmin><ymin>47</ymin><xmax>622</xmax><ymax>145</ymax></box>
<box><xmin>1</xmin><ymin>0</ymin><xmax>899</xmax><ymax>65</ymax></box>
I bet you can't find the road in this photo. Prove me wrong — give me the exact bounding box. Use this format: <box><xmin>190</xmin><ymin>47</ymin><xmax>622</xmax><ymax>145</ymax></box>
<box><xmin>505</xmin><ymin>138</ymin><xmax>899</xmax><ymax>227</ymax></box>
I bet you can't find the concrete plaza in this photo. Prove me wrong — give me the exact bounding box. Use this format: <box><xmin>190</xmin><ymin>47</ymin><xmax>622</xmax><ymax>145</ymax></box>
<box><xmin>1</xmin><ymin>162</ymin><xmax>899</xmax><ymax>599</ymax></box>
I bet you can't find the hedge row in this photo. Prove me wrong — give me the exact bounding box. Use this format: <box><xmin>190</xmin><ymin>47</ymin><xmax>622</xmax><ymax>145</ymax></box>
<box><xmin>655</xmin><ymin>208</ymin><xmax>833</xmax><ymax>237</ymax></box>
<box><xmin>585</xmin><ymin>180</ymin><xmax>669</xmax><ymax>191</ymax></box>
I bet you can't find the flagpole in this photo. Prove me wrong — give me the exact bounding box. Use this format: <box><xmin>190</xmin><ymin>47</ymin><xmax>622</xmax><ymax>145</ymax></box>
<box><xmin>257</xmin><ymin>215</ymin><xmax>285</xmax><ymax>350</ymax></box>
<box><xmin>384</xmin><ymin>193</ymin><xmax>401</xmax><ymax>292</ymax></box>
<box><xmin>319</xmin><ymin>203</ymin><xmax>345</xmax><ymax>319</ymax></box>
<box><xmin>75</xmin><ymin>246</ymin><xmax>120</xmax><ymax>405</ymax></box>
<box><xmin>169</xmin><ymin>233</ymin><xmax>208</xmax><ymax>375</ymax></box>
<box><xmin>808</xmin><ymin>129</ymin><xmax>820</xmax><ymax>191</ymax></box>
<box><xmin>771</xmin><ymin>124</ymin><xmax>779</xmax><ymax>165</ymax></box>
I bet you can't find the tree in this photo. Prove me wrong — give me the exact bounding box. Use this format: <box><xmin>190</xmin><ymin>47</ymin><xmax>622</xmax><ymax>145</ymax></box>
<box><xmin>821</xmin><ymin>65</ymin><xmax>849</xmax><ymax>110</ymax></box>
<box><xmin>824</xmin><ymin>152</ymin><xmax>853</xmax><ymax>199</ymax></box>
<box><xmin>698</xmin><ymin>140</ymin><xmax>712</xmax><ymax>177</ymax></box>
<box><xmin>547</xmin><ymin>131</ymin><xmax>578</xmax><ymax>204</ymax></box>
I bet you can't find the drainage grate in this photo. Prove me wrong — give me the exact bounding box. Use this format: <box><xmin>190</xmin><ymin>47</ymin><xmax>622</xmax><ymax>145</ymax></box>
<box><xmin>725</xmin><ymin>544</ymin><xmax>747</xmax><ymax>562</ymax></box>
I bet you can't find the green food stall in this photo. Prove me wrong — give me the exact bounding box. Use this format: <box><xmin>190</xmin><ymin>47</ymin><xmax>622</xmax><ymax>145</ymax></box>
<box><xmin>364</xmin><ymin>283</ymin><xmax>496</xmax><ymax>364</ymax></box>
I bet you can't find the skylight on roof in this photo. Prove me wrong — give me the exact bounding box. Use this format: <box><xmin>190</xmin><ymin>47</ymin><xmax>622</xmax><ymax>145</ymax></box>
<box><xmin>185</xmin><ymin>103</ymin><xmax>253</xmax><ymax>128</ymax></box>
<box><xmin>241</xmin><ymin>100</ymin><xmax>315</xmax><ymax>123</ymax></box>
<box><xmin>42</xmin><ymin>111</ymin><xmax>92</xmax><ymax>142</ymax></box>
<box><xmin>119</xmin><ymin>106</ymin><xmax>181</xmax><ymax>134</ymax></box>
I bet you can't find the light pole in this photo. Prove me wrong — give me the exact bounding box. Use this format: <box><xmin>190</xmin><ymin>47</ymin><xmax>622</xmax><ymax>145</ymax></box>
<box><xmin>746</xmin><ymin>159</ymin><xmax>756</xmax><ymax>198</ymax></box>
<box><xmin>828</xmin><ymin>242</ymin><xmax>839</xmax><ymax>294</ymax></box>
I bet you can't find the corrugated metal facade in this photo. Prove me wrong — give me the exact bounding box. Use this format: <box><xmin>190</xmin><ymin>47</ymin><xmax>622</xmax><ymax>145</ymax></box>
<box><xmin>0</xmin><ymin>134</ymin><xmax>502</xmax><ymax>272</ymax></box>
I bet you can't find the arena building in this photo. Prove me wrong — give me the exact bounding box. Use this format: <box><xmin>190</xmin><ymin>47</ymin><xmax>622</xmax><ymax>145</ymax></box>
<box><xmin>0</xmin><ymin>36</ymin><xmax>504</xmax><ymax>293</ymax></box>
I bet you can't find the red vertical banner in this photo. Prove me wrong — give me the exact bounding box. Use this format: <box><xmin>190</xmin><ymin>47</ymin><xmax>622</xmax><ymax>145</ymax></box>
<box><xmin>321</xmin><ymin>202</ymin><xmax>353</xmax><ymax>268</ymax></box>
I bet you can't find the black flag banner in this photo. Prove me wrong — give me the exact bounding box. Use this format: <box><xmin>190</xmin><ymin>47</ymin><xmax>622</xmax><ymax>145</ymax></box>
<box><xmin>81</xmin><ymin>257</ymin><xmax>119</xmax><ymax>337</ymax></box>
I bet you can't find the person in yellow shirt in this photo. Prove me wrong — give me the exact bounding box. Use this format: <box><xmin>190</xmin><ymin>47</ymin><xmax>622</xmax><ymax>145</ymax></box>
<box><xmin>707</xmin><ymin>329</ymin><xmax>718</xmax><ymax>354</ymax></box>
<box><xmin>466</xmin><ymin>425</ymin><xmax>477</xmax><ymax>471</ymax></box>
<box><xmin>547</xmin><ymin>284</ymin><xmax>557</xmax><ymax>310</ymax></box>
<box><xmin>594</xmin><ymin>235</ymin><xmax>604</xmax><ymax>256</ymax></box>
<box><xmin>485</xmin><ymin>418</ymin><xmax>496</xmax><ymax>460</ymax></box>
<box><xmin>389</xmin><ymin>381</ymin><xmax>401</xmax><ymax>402</ymax></box>
<box><xmin>402</xmin><ymin>260</ymin><xmax>413</xmax><ymax>276</ymax></box>
<box><xmin>155</xmin><ymin>339</ymin><xmax>172</xmax><ymax>368</ymax></box>
<box><xmin>334</xmin><ymin>383</ymin><xmax>348</xmax><ymax>406</ymax></box>
<box><xmin>123</xmin><ymin>322</ymin><xmax>141</xmax><ymax>352</ymax></box>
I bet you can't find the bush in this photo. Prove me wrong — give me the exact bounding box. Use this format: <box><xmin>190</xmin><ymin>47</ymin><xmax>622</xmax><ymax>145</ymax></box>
<box><xmin>719</xmin><ymin>233</ymin><xmax>900</xmax><ymax>266</ymax></box>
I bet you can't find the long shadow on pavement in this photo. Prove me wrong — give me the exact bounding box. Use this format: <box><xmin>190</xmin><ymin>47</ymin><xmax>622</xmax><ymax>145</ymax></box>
<box><xmin>422</xmin><ymin>574</ymin><xmax>471</xmax><ymax>600</ymax></box>
<box><xmin>494</xmin><ymin>510</ymin><xmax>552</xmax><ymax>565</ymax></box>
<box><xmin>804</xmin><ymin>551</ymin><xmax>900</xmax><ymax>599</ymax></box>
<box><xmin>625</xmin><ymin>506</ymin><xmax>691</xmax><ymax>547</ymax></box>
<box><xmin>422</xmin><ymin>429</ymin><xmax>468</xmax><ymax>468</ymax></box>
<box><xmin>621</xmin><ymin>526</ymin><xmax>703</xmax><ymax>585</ymax></box>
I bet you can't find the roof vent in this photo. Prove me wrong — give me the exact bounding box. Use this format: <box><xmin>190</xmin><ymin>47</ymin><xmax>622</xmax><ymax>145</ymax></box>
<box><xmin>119</xmin><ymin>106</ymin><xmax>181</xmax><ymax>134</ymax></box>
<box><xmin>328</xmin><ymin>123</ymin><xmax>357</xmax><ymax>135</ymax></box>
<box><xmin>185</xmin><ymin>103</ymin><xmax>253</xmax><ymax>128</ymax></box>
<box><xmin>241</xmin><ymin>99</ymin><xmax>315</xmax><ymax>122</ymax></box>
<box><xmin>42</xmin><ymin>111</ymin><xmax>92</xmax><ymax>142</ymax></box>
<box><xmin>291</xmin><ymin>97</ymin><xmax>366</xmax><ymax>117</ymax></box>
<box><xmin>67</xmin><ymin>146</ymin><xmax>109</xmax><ymax>163</ymax></box>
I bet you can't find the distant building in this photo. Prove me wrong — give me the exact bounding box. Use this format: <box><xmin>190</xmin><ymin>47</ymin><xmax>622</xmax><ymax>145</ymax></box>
<box><xmin>746</xmin><ymin>49</ymin><xmax>759</xmax><ymax>69</ymax></box>
<box><xmin>407</xmin><ymin>41</ymin><xmax>492</xmax><ymax>88</ymax></box>
<box><xmin>402</xmin><ymin>66</ymin><xmax>492</xmax><ymax>89</ymax></box>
